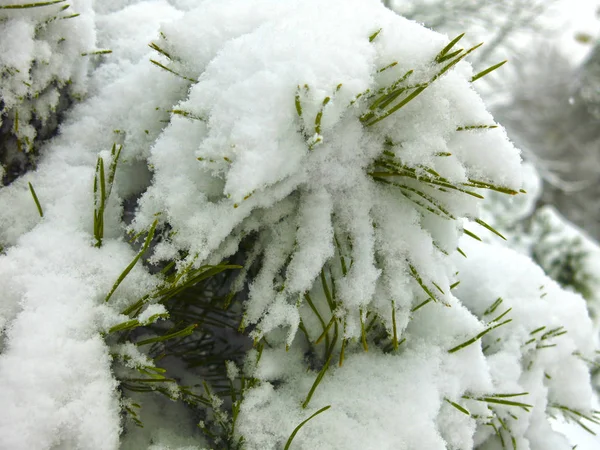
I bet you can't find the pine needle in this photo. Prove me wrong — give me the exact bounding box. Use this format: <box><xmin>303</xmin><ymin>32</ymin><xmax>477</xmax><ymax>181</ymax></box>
<box><xmin>302</xmin><ymin>354</ymin><xmax>332</xmax><ymax>409</ymax></box>
<box><xmin>475</xmin><ymin>218</ymin><xmax>506</xmax><ymax>240</ymax></box>
<box><xmin>81</xmin><ymin>50</ymin><xmax>113</xmax><ymax>56</ymax></box>
<box><xmin>463</xmin><ymin>228</ymin><xmax>482</xmax><ymax>242</ymax></box>
<box><xmin>284</xmin><ymin>405</ymin><xmax>331</xmax><ymax>450</ymax></box>
<box><xmin>105</xmin><ymin>220</ymin><xmax>158</xmax><ymax>303</ymax></box>
<box><xmin>369</xmin><ymin>28</ymin><xmax>382</xmax><ymax>42</ymax></box>
<box><xmin>435</xmin><ymin>33</ymin><xmax>465</xmax><ymax>63</ymax></box>
<box><xmin>472</xmin><ymin>60</ymin><xmax>508</xmax><ymax>83</ymax></box>
<box><xmin>150</xmin><ymin>59</ymin><xmax>195</xmax><ymax>82</ymax></box>
<box><xmin>445</xmin><ymin>398</ymin><xmax>470</xmax><ymax>416</ymax></box>
<box><xmin>28</xmin><ymin>182</ymin><xmax>43</xmax><ymax>217</ymax></box>
<box><xmin>448</xmin><ymin>318</ymin><xmax>512</xmax><ymax>353</ymax></box>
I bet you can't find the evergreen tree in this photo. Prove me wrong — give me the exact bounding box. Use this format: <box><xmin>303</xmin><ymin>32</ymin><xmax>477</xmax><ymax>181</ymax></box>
<box><xmin>0</xmin><ymin>1</ymin><xmax>597</xmax><ymax>449</ymax></box>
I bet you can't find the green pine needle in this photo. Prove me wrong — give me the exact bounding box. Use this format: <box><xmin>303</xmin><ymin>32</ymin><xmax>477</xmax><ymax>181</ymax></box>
<box><xmin>409</xmin><ymin>264</ymin><xmax>438</xmax><ymax>303</ymax></box>
<box><xmin>435</xmin><ymin>33</ymin><xmax>465</xmax><ymax>63</ymax></box>
<box><xmin>369</xmin><ymin>28</ymin><xmax>382</xmax><ymax>42</ymax></box>
<box><xmin>436</xmin><ymin>48</ymin><xmax>463</xmax><ymax>64</ymax></box>
<box><xmin>93</xmin><ymin>144</ymin><xmax>122</xmax><ymax>247</ymax></box>
<box><xmin>284</xmin><ymin>405</ymin><xmax>331</xmax><ymax>450</ymax></box>
<box><xmin>150</xmin><ymin>59</ymin><xmax>195</xmax><ymax>82</ymax></box>
<box><xmin>149</xmin><ymin>42</ymin><xmax>173</xmax><ymax>60</ymax></box>
<box><xmin>105</xmin><ymin>220</ymin><xmax>158</xmax><ymax>303</ymax></box>
<box><xmin>304</xmin><ymin>293</ymin><xmax>329</xmax><ymax>349</ymax></box>
<box><xmin>28</xmin><ymin>182</ymin><xmax>43</xmax><ymax>217</ymax></box>
<box><xmin>93</xmin><ymin>157</ymin><xmax>106</xmax><ymax>247</ymax></box>
<box><xmin>391</xmin><ymin>300</ymin><xmax>399</xmax><ymax>350</ymax></box>
<box><xmin>411</xmin><ymin>298</ymin><xmax>432</xmax><ymax>313</ymax></box>
<box><xmin>475</xmin><ymin>218</ymin><xmax>507</xmax><ymax>240</ymax></box>
<box><xmin>465</xmin><ymin>392</ymin><xmax>532</xmax><ymax>412</ymax></box>
<box><xmin>377</xmin><ymin>61</ymin><xmax>398</xmax><ymax>73</ymax></box>
<box><xmin>295</xmin><ymin>85</ymin><xmax>304</xmax><ymax>118</ymax></box>
<box><xmin>136</xmin><ymin>323</ymin><xmax>197</xmax><ymax>346</ymax></box>
<box><xmin>314</xmin><ymin>317</ymin><xmax>336</xmax><ymax>345</ymax></box>
<box><xmin>315</xmin><ymin>96</ymin><xmax>331</xmax><ymax>135</ymax></box>
<box><xmin>302</xmin><ymin>354</ymin><xmax>332</xmax><ymax>409</ymax></box>
<box><xmin>170</xmin><ymin>109</ymin><xmax>206</xmax><ymax>121</ymax></box>
<box><xmin>466</xmin><ymin>178</ymin><xmax>518</xmax><ymax>196</ymax></box>
<box><xmin>463</xmin><ymin>228</ymin><xmax>482</xmax><ymax>242</ymax></box>
<box><xmin>456</xmin><ymin>125</ymin><xmax>498</xmax><ymax>131</ymax></box>
<box><xmin>81</xmin><ymin>50</ymin><xmax>113</xmax><ymax>56</ymax></box>
<box><xmin>448</xmin><ymin>318</ymin><xmax>512</xmax><ymax>353</ymax></box>
<box><xmin>109</xmin><ymin>319</ymin><xmax>140</xmax><ymax>334</ymax></box>
<box><xmin>472</xmin><ymin>60</ymin><xmax>508</xmax><ymax>83</ymax></box>
<box><xmin>445</xmin><ymin>398</ymin><xmax>470</xmax><ymax>416</ymax></box>
<box><xmin>483</xmin><ymin>297</ymin><xmax>503</xmax><ymax>315</ymax></box>
<box><xmin>360</xmin><ymin>310</ymin><xmax>369</xmax><ymax>351</ymax></box>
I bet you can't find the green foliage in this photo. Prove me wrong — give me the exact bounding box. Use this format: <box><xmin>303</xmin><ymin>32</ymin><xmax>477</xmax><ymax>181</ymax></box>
<box><xmin>284</xmin><ymin>405</ymin><xmax>331</xmax><ymax>450</ymax></box>
<box><xmin>93</xmin><ymin>143</ymin><xmax>122</xmax><ymax>248</ymax></box>
<box><xmin>28</xmin><ymin>182</ymin><xmax>43</xmax><ymax>217</ymax></box>
<box><xmin>530</xmin><ymin>211</ymin><xmax>596</xmax><ymax>302</ymax></box>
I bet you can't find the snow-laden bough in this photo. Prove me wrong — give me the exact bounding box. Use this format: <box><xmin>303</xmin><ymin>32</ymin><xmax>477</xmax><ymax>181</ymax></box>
<box><xmin>132</xmin><ymin>0</ymin><xmax>521</xmax><ymax>346</ymax></box>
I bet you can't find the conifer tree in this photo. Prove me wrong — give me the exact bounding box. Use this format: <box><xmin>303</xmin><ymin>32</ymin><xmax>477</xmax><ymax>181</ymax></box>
<box><xmin>0</xmin><ymin>1</ymin><xmax>597</xmax><ymax>449</ymax></box>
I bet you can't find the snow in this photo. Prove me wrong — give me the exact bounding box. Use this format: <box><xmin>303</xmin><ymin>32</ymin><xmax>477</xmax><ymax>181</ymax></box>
<box><xmin>0</xmin><ymin>0</ymin><xmax>95</xmax><ymax>161</ymax></box>
<box><xmin>0</xmin><ymin>2</ymin><xmax>182</xmax><ymax>448</ymax></box>
<box><xmin>0</xmin><ymin>0</ymin><xmax>597</xmax><ymax>448</ymax></box>
<box><xmin>239</xmin><ymin>347</ymin><xmax>451</xmax><ymax>450</ymax></box>
<box><xmin>131</xmin><ymin>0</ymin><xmax>523</xmax><ymax>347</ymax></box>
<box><xmin>237</xmin><ymin>239</ymin><xmax>596</xmax><ymax>449</ymax></box>
<box><xmin>90</xmin><ymin>1</ymin><xmax>183</xmax><ymax>95</ymax></box>
<box><xmin>0</xmin><ymin>227</ymin><xmax>155</xmax><ymax>449</ymax></box>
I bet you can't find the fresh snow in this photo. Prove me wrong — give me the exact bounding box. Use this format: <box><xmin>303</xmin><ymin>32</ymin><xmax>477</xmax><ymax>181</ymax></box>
<box><xmin>0</xmin><ymin>0</ymin><xmax>597</xmax><ymax>449</ymax></box>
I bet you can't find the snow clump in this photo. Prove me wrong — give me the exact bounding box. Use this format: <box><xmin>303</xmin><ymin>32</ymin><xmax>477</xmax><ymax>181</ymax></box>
<box><xmin>133</xmin><ymin>0</ymin><xmax>523</xmax><ymax>347</ymax></box>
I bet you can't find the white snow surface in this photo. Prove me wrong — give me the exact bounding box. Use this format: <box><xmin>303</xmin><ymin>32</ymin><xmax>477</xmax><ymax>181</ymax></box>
<box><xmin>0</xmin><ymin>228</ymin><xmax>155</xmax><ymax>449</ymax></box>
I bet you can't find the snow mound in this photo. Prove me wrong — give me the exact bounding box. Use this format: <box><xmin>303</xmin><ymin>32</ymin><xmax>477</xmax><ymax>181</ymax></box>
<box><xmin>132</xmin><ymin>0</ymin><xmax>523</xmax><ymax>345</ymax></box>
